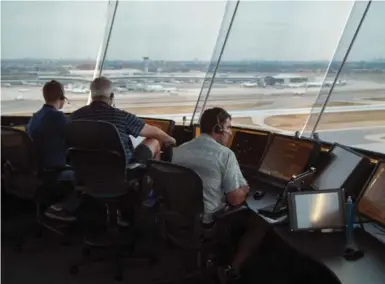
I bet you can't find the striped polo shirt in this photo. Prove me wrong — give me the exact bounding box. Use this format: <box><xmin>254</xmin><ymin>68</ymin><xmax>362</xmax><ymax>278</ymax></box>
<box><xmin>71</xmin><ymin>101</ymin><xmax>145</xmax><ymax>163</ymax></box>
<box><xmin>173</xmin><ymin>134</ymin><xmax>248</xmax><ymax>223</ymax></box>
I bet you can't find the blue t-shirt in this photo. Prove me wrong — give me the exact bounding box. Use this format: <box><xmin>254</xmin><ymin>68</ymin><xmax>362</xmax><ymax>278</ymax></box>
<box><xmin>26</xmin><ymin>104</ymin><xmax>70</xmax><ymax>169</ymax></box>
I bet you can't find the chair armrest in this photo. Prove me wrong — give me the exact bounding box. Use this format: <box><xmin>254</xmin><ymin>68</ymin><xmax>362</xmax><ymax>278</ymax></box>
<box><xmin>44</xmin><ymin>165</ymin><xmax>74</xmax><ymax>173</ymax></box>
<box><xmin>127</xmin><ymin>163</ymin><xmax>146</xmax><ymax>171</ymax></box>
<box><xmin>213</xmin><ymin>204</ymin><xmax>248</xmax><ymax>220</ymax></box>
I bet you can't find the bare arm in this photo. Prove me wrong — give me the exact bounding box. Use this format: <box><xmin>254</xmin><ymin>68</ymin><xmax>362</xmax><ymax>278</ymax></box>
<box><xmin>139</xmin><ymin>124</ymin><xmax>176</xmax><ymax>145</ymax></box>
<box><xmin>226</xmin><ymin>186</ymin><xmax>249</xmax><ymax>206</ymax></box>
<box><xmin>223</xmin><ymin>151</ymin><xmax>249</xmax><ymax>207</ymax></box>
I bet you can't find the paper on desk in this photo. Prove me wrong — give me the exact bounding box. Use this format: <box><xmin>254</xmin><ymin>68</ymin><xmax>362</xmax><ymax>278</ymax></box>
<box><xmin>364</xmin><ymin>223</ymin><xmax>385</xmax><ymax>245</ymax></box>
<box><xmin>131</xmin><ymin>136</ymin><xmax>145</xmax><ymax>148</ymax></box>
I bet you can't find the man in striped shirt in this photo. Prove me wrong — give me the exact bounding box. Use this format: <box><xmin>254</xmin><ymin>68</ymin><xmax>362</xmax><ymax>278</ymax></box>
<box><xmin>71</xmin><ymin>76</ymin><xmax>176</xmax><ymax>164</ymax></box>
<box><xmin>46</xmin><ymin>77</ymin><xmax>175</xmax><ymax>224</ymax></box>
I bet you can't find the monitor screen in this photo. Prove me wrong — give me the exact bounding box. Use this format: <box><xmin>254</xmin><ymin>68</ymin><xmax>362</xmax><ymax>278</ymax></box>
<box><xmin>289</xmin><ymin>190</ymin><xmax>345</xmax><ymax>231</ymax></box>
<box><xmin>194</xmin><ymin>125</ymin><xmax>201</xmax><ymax>137</ymax></box>
<box><xmin>258</xmin><ymin>136</ymin><xmax>314</xmax><ymax>181</ymax></box>
<box><xmin>358</xmin><ymin>163</ymin><xmax>385</xmax><ymax>226</ymax></box>
<box><xmin>312</xmin><ymin>145</ymin><xmax>363</xmax><ymax>191</ymax></box>
<box><xmin>143</xmin><ymin>118</ymin><xmax>171</xmax><ymax>133</ymax></box>
<box><xmin>230</xmin><ymin>131</ymin><xmax>269</xmax><ymax>169</ymax></box>
<box><xmin>194</xmin><ymin>125</ymin><xmax>248</xmax><ymax>147</ymax></box>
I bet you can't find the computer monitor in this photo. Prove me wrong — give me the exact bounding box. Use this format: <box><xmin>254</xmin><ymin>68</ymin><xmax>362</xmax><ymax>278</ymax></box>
<box><xmin>358</xmin><ymin>162</ymin><xmax>385</xmax><ymax>227</ymax></box>
<box><xmin>288</xmin><ymin>189</ymin><xmax>345</xmax><ymax>231</ymax></box>
<box><xmin>141</xmin><ymin>118</ymin><xmax>174</xmax><ymax>135</ymax></box>
<box><xmin>230</xmin><ymin>131</ymin><xmax>269</xmax><ymax>169</ymax></box>
<box><xmin>194</xmin><ymin>124</ymin><xmax>201</xmax><ymax>137</ymax></box>
<box><xmin>258</xmin><ymin>135</ymin><xmax>315</xmax><ymax>182</ymax></box>
<box><xmin>193</xmin><ymin>125</ymin><xmax>253</xmax><ymax>148</ymax></box>
<box><xmin>311</xmin><ymin>144</ymin><xmax>364</xmax><ymax>193</ymax></box>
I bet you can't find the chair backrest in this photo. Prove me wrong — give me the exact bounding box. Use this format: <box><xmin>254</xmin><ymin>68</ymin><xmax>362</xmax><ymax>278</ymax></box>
<box><xmin>147</xmin><ymin>160</ymin><xmax>204</xmax><ymax>248</ymax></box>
<box><xmin>1</xmin><ymin>126</ymin><xmax>37</xmax><ymax>173</ymax></box>
<box><xmin>1</xmin><ymin>127</ymin><xmax>41</xmax><ymax>199</ymax></box>
<box><xmin>65</xmin><ymin>121</ymin><xmax>128</xmax><ymax>198</ymax></box>
<box><xmin>147</xmin><ymin>160</ymin><xmax>204</xmax><ymax>216</ymax></box>
<box><xmin>65</xmin><ymin>120</ymin><xmax>125</xmax><ymax>157</ymax></box>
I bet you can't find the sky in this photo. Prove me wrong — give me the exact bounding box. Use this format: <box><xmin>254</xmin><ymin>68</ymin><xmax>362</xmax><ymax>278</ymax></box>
<box><xmin>1</xmin><ymin>0</ymin><xmax>384</xmax><ymax>61</ymax></box>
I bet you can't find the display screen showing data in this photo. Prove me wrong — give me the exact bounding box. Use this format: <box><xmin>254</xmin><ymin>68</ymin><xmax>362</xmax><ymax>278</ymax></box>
<box><xmin>231</xmin><ymin>131</ymin><xmax>269</xmax><ymax>169</ymax></box>
<box><xmin>259</xmin><ymin>136</ymin><xmax>314</xmax><ymax>181</ymax></box>
<box><xmin>290</xmin><ymin>191</ymin><xmax>344</xmax><ymax>230</ymax></box>
<box><xmin>312</xmin><ymin>145</ymin><xmax>363</xmax><ymax>190</ymax></box>
<box><xmin>358</xmin><ymin>163</ymin><xmax>385</xmax><ymax>226</ymax></box>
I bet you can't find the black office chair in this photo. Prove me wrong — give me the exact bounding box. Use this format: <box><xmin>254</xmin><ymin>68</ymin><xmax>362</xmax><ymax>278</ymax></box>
<box><xmin>65</xmin><ymin>120</ymin><xmax>153</xmax><ymax>281</ymax></box>
<box><xmin>1</xmin><ymin>126</ymin><xmax>72</xmax><ymax>251</ymax></box>
<box><xmin>147</xmin><ymin>160</ymin><xmax>217</xmax><ymax>283</ymax></box>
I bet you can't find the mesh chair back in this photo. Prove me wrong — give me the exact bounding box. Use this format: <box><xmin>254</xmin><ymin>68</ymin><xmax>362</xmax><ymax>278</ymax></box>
<box><xmin>65</xmin><ymin>120</ymin><xmax>125</xmax><ymax>157</ymax></box>
<box><xmin>65</xmin><ymin>121</ymin><xmax>128</xmax><ymax>199</ymax></box>
<box><xmin>1</xmin><ymin>127</ymin><xmax>40</xmax><ymax>199</ymax></box>
<box><xmin>148</xmin><ymin>160</ymin><xmax>204</xmax><ymax>216</ymax></box>
<box><xmin>1</xmin><ymin>126</ymin><xmax>37</xmax><ymax>172</ymax></box>
<box><xmin>148</xmin><ymin>160</ymin><xmax>204</xmax><ymax>248</ymax></box>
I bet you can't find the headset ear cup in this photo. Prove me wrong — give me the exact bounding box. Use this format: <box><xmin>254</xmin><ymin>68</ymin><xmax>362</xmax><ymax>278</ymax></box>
<box><xmin>214</xmin><ymin>124</ymin><xmax>223</xmax><ymax>134</ymax></box>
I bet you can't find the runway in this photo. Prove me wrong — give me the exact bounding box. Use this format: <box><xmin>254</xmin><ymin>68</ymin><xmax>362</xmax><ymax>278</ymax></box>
<box><xmin>2</xmin><ymin>83</ymin><xmax>385</xmax><ymax>153</ymax></box>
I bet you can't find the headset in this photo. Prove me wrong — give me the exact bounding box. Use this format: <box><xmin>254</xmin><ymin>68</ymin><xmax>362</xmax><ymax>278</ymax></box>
<box><xmin>110</xmin><ymin>92</ymin><xmax>115</xmax><ymax>107</ymax></box>
<box><xmin>48</xmin><ymin>80</ymin><xmax>69</xmax><ymax>104</ymax></box>
<box><xmin>213</xmin><ymin>111</ymin><xmax>231</xmax><ymax>136</ymax></box>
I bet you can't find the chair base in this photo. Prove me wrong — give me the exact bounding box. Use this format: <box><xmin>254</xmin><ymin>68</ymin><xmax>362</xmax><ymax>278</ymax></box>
<box><xmin>8</xmin><ymin>214</ymin><xmax>71</xmax><ymax>252</ymax></box>
<box><xmin>69</xmin><ymin>236</ymin><xmax>157</xmax><ymax>282</ymax></box>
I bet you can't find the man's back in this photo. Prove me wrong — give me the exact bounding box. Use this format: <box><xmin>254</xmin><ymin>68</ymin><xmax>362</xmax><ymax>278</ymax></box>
<box><xmin>71</xmin><ymin>101</ymin><xmax>144</xmax><ymax>163</ymax></box>
<box><xmin>173</xmin><ymin>134</ymin><xmax>247</xmax><ymax>222</ymax></box>
<box><xmin>26</xmin><ymin>105</ymin><xmax>69</xmax><ymax>169</ymax></box>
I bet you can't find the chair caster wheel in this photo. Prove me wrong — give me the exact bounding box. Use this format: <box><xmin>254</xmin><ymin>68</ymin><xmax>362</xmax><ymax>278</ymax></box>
<box><xmin>61</xmin><ymin>238</ymin><xmax>71</xmax><ymax>246</ymax></box>
<box><xmin>82</xmin><ymin>247</ymin><xmax>91</xmax><ymax>258</ymax></box>
<box><xmin>114</xmin><ymin>271</ymin><xmax>123</xmax><ymax>281</ymax></box>
<box><xmin>14</xmin><ymin>245</ymin><xmax>22</xmax><ymax>253</ymax></box>
<box><xmin>70</xmin><ymin>265</ymin><xmax>79</xmax><ymax>275</ymax></box>
<box><xmin>149</xmin><ymin>256</ymin><xmax>158</xmax><ymax>265</ymax></box>
<box><xmin>35</xmin><ymin>229</ymin><xmax>43</xmax><ymax>238</ymax></box>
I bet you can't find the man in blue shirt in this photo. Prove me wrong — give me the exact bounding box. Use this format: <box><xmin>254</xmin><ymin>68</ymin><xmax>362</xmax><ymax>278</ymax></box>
<box><xmin>27</xmin><ymin>80</ymin><xmax>78</xmax><ymax>222</ymax></box>
<box><xmin>26</xmin><ymin>80</ymin><xmax>70</xmax><ymax>170</ymax></box>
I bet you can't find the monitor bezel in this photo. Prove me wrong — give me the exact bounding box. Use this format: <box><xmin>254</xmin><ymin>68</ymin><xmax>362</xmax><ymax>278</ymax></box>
<box><xmin>139</xmin><ymin>116</ymin><xmax>175</xmax><ymax>135</ymax></box>
<box><xmin>230</xmin><ymin>130</ymin><xmax>271</xmax><ymax>170</ymax></box>
<box><xmin>288</xmin><ymin>188</ymin><xmax>346</xmax><ymax>232</ymax></box>
<box><xmin>356</xmin><ymin>161</ymin><xmax>385</xmax><ymax>228</ymax></box>
<box><xmin>311</xmin><ymin>142</ymin><xmax>365</xmax><ymax>191</ymax></box>
<box><xmin>257</xmin><ymin>133</ymin><xmax>316</xmax><ymax>184</ymax></box>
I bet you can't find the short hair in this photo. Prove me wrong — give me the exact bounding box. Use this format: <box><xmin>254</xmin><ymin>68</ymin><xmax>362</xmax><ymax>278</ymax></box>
<box><xmin>200</xmin><ymin>107</ymin><xmax>231</xmax><ymax>134</ymax></box>
<box><xmin>90</xmin><ymin>76</ymin><xmax>113</xmax><ymax>98</ymax></box>
<box><xmin>43</xmin><ymin>80</ymin><xmax>64</xmax><ymax>103</ymax></box>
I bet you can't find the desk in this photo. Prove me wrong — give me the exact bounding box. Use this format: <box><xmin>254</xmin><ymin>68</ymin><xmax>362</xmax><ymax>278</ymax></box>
<box><xmin>274</xmin><ymin>227</ymin><xmax>385</xmax><ymax>284</ymax></box>
<box><xmin>246</xmin><ymin>186</ymin><xmax>281</xmax><ymax>214</ymax></box>
<box><xmin>260</xmin><ymin>226</ymin><xmax>385</xmax><ymax>284</ymax></box>
<box><xmin>245</xmin><ymin>187</ymin><xmax>385</xmax><ymax>284</ymax></box>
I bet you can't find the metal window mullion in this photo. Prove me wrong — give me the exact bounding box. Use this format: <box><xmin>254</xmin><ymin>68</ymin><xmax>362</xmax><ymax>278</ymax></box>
<box><xmin>309</xmin><ymin>0</ymin><xmax>372</xmax><ymax>136</ymax></box>
<box><xmin>88</xmin><ymin>0</ymin><xmax>119</xmax><ymax>105</ymax></box>
<box><xmin>190</xmin><ymin>0</ymin><xmax>241</xmax><ymax>125</ymax></box>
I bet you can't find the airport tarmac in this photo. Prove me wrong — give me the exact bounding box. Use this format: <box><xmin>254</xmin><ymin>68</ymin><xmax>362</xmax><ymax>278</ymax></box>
<box><xmin>2</xmin><ymin>82</ymin><xmax>385</xmax><ymax>153</ymax></box>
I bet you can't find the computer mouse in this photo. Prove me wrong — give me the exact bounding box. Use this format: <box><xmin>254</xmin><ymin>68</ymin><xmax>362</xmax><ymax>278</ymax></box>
<box><xmin>253</xmin><ymin>190</ymin><xmax>265</xmax><ymax>200</ymax></box>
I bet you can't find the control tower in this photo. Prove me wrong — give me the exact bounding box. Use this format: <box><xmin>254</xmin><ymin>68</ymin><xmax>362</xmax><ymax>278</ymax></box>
<box><xmin>143</xmin><ymin>56</ymin><xmax>149</xmax><ymax>74</ymax></box>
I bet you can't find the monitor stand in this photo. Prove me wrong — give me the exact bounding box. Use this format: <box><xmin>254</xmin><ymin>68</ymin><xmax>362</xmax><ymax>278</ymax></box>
<box><xmin>258</xmin><ymin>167</ymin><xmax>316</xmax><ymax>219</ymax></box>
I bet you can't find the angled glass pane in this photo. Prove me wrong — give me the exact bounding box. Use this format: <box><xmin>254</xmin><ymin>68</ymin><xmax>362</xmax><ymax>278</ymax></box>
<box><xmin>191</xmin><ymin>0</ymin><xmax>239</xmax><ymax>125</ymax></box>
<box><xmin>1</xmin><ymin>1</ymin><xmax>109</xmax><ymax>116</ymax></box>
<box><xmin>312</xmin><ymin>0</ymin><xmax>385</xmax><ymax>153</ymax></box>
<box><xmin>103</xmin><ymin>0</ymin><xmax>226</xmax><ymax>123</ymax></box>
<box><xmin>203</xmin><ymin>0</ymin><xmax>354</xmax><ymax>133</ymax></box>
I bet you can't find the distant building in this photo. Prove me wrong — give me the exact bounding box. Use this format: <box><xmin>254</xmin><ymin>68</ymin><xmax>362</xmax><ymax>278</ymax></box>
<box><xmin>263</xmin><ymin>74</ymin><xmax>308</xmax><ymax>86</ymax></box>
